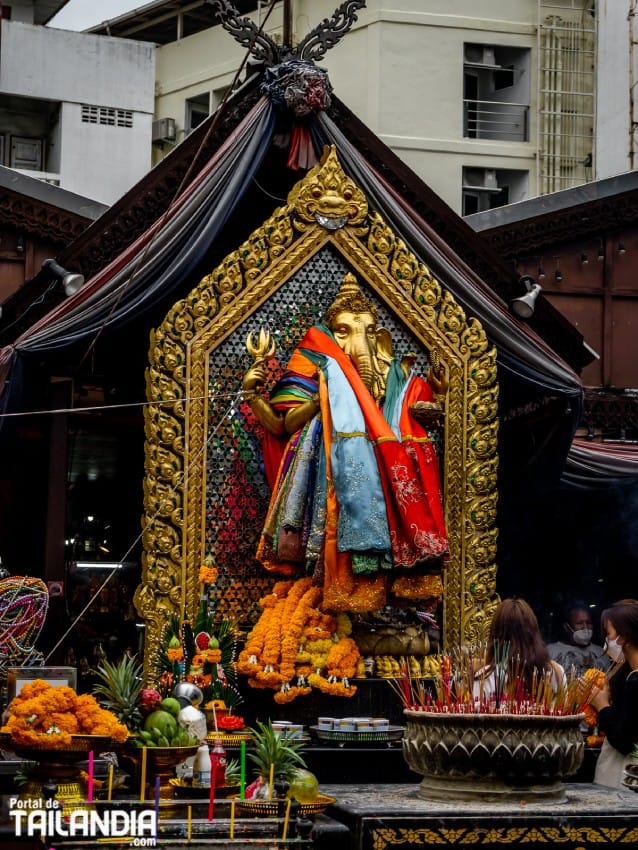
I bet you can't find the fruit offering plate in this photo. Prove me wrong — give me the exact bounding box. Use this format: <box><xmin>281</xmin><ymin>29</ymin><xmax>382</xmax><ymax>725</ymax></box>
<box><xmin>236</xmin><ymin>793</ymin><xmax>336</xmax><ymax>817</ymax></box>
<box><xmin>308</xmin><ymin>725</ymin><xmax>405</xmax><ymax>746</ymax></box>
<box><xmin>0</xmin><ymin>732</ymin><xmax>116</xmax><ymax>763</ymax></box>
<box><xmin>169</xmin><ymin>778</ymin><xmax>240</xmax><ymax>799</ymax></box>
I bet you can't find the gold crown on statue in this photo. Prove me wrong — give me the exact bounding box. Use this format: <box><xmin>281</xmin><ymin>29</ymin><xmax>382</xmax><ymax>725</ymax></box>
<box><xmin>325</xmin><ymin>273</ymin><xmax>378</xmax><ymax>327</ymax></box>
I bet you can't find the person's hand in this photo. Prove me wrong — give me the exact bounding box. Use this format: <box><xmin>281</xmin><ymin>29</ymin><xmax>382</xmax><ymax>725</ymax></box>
<box><xmin>579</xmin><ymin>675</ymin><xmax>610</xmax><ymax>711</ymax></box>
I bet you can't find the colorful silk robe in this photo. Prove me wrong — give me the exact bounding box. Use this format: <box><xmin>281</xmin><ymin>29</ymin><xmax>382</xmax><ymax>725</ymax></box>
<box><xmin>257</xmin><ymin>326</ymin><xmax>447</xmax><ymax>611</ymax></box>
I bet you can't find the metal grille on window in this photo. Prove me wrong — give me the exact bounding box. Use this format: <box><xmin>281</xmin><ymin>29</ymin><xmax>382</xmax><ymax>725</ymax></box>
<box><xmin>538</xmin><ymin>1</ymin><xmax>596</xmax><ymax>194</ymax></box>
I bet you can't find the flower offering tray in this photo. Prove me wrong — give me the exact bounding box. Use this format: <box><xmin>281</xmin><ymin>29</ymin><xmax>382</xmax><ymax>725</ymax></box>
<box><xmin>623</xmin><ymin>764</ymin><xmax>638</xmax><ymax>792</ymax></box>
<box><xmin>0</xmin><ymin>732</ymin><xmax>115</xmax><ymax>763</ymax></box>
<box><xmin>206</xmin><ymin>730</ymin><xmax>252</xmax><ymax>746</ymax></box>
<box><xmin>309</xmin><ymin>725</ymin><xmax>404</xmax><ymax>747</ymax></box>
<box><xmin>236</xmin><ymin>793</ymin><xmax>336</xmax><ymax>817</ymax></box>
<box><xmin>169</xmin><ymin>778</ymin><xmax>240</xmax><ymax>798</ymax></box>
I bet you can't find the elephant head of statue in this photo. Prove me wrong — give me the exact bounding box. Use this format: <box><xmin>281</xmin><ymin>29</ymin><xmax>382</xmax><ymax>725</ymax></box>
<box><xmin>325</xmin><ymin>273</ymin><xmax>392</xmax><ymax>402</ymax></box>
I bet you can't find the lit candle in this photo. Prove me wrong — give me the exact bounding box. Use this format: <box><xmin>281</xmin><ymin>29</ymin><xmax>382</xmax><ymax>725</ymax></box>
<box><xmin>87</xmin><ymin>751</ymin><xmax>94</xmax><ymax>803</ymax></box>
<box><xmin>107</xmin><ymin>763</ymin><xmax>114</xmax><ymax>802</ymax></box>
<box><xmin>208</xmin><ymin>763</ymin><xmax>216</xmax><ymax>821</ymax></box>
<box><xmin>239</xmin><ymin>740</ymin><xmax>246</xmax><ymax>800</ymax></box>
<box><xmin>282</xmin><ymin>797</ymin><xmax>292</xmax><ymax>840</ymax></box>
<box><xmin>187</xmin><ymin>805</ymin><xmax>192</xmax><ymax>841</ymax></box>
<box><xmin>230</xmin><ymin>799</ymin><xmax>235</xmax><ymax>839</ymax></box>
<box><xmin>139</xmin><ymin>747</ymin><xmax>147</xmax><ymax>801</ymax></box>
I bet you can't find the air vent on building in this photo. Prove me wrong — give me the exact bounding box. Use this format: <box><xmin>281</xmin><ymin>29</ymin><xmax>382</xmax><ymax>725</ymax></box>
<box><xmin>152</xmin><ymin>118</ymin><xmax>177</xmax><ymax>144</ymax></box>
<box><xmin>81</xmin><ymin>105</ymin><xmax>134</xmax><ymax>128</ymax></box>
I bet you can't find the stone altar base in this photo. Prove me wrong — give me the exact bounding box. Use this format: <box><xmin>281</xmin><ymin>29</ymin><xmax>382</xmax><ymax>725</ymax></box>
<box><xmin>321</xmin><ymin>783</ymin><xmax>638</xmax><ymax>850</ymax></box>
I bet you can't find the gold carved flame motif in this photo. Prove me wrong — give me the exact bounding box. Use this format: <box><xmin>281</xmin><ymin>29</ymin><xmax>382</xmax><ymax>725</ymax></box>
<box><xmin>138</xmin><ymin>145</ymin><xmax>499</xmax><ymax>679</ymax></box>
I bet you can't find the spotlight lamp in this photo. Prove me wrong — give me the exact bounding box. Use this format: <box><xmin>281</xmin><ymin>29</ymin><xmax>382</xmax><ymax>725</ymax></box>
<box><xmin>619</xmin><ymin>242</ymin><xmax>626</xmax><ymax>254</ymax></box>
<box><xmin>510</xmin><ymin>275</ymin><xmax>542</xmax><ymax>320</ymax></box>
<box><xmin>580</xmin><ymin>253</ymin><xmax>589</xmax><ymax>264</ymax></box>
<box><xmin>42</xmin><ymin>258</ymin><xmax>85</xmax><ymax>297</ymax></box>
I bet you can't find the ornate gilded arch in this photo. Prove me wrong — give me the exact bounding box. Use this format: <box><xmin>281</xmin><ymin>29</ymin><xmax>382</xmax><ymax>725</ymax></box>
<box><xmin>137</xmin><ymin>146</ymin><xmax>499</xmax><ymax>676</ymax></box>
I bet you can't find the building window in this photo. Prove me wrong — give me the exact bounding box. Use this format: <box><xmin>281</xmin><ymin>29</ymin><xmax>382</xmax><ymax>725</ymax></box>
<box><xmin>462</xmin><ymin>167</ymin><xmax>529</xmax><ymax>216</ymax></box>
<box><xmin>538</xmin><ymin>6</ymin><xmax>596</xmax><ymax>194</ymax></box>
<box><xmin>463</xmin><ymin>44</ymin><xmax>530</xmax><ymax>142</ymax></box>
<box><xmin>81</xmin><ymin>105</ymin><xmax>134</xmax><ymax>128</ymax></box>
<box><xmin>10</xmin><ymin>136</ymin><xmax>43</xmax><ymax>171</ymax></box>
<box><xmin>185</xmin><ymin>93</ymin><xmax>210</xmax><ymax>135</ymax></box>
<box><xmin>185</xmin><ymin>87</ymin><xmax>230</xmax><ymax>135</ymax></box>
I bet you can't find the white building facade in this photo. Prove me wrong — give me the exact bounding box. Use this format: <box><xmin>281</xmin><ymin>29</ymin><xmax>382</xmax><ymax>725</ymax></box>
<box><xmin>81</xmin><ymin>0</ymin><xmax>637</xmax><ymax>215</ymax></box>
<box><xmin>1</xmin><ymin>1</ymin><xmax>155</xmax><ymax>204</ymax></box>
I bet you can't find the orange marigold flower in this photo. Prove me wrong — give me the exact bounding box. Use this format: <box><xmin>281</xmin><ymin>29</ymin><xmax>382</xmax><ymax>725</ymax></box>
<box><xmin>199</xmin><ymin>565</ymin><xmax>219</xmax><ymax>584</ymax></box>
<box><xmin>167</xmin><ymin>647</ymin><xmax>184</xmax><ymax>662</ymax></box>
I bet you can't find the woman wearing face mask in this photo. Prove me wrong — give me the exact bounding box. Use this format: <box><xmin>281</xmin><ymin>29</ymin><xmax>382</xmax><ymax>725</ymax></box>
<box><xmin>585</xmin><ymin>599</ymin><xmax>638</xmax><ymax>789</ymax></box>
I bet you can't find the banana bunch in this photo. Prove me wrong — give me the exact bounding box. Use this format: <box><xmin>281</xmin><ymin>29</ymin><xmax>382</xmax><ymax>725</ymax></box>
<box><xmin>133</xmin><ymin>727</ymin><xmax>199</xmax><ymax>748</ymax></box>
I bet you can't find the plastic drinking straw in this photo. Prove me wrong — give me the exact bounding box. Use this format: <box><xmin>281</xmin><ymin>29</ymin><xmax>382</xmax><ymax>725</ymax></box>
<box><xmin>154</xmin><ymin>775</ymin><xmax>160</xmax><ymax>839</ymax></box>
<box><xmin>87</xmin><ymin>751</ymin><xmax>94</xmax><ymax>802</ymax></box>
<box><xmin>208</xmin><ymin>763</ymin><xmax>216</xmax><ymax>821</ymax></box>
<box><xmin>139</xmin><ymin>746</ymin><xmax>147</xmax><ymax>801</ymax></box>
<box><xmin>187</xmin><ymin>805</ymin><xmax>192</xmax><ymax>841</ymax></box>
<box><xmin>229</xmin><ymin>799</ymin><xmax>236</xmax><ymax>839</ymax></box>
<box><xmin>282</xmin><ymin>797</ymin><xmax>292</xmax><ymax>840</ymax></box>
<box><xmin>107</xmin><ymin>763</ymin><xmax>114</xmax><ymax>802</ymax></box>
<box><xmin>268</xmin><ymin>763</ymin><xmax>274</xmax><ymax>799</ymax></box>
<box><xmin>239</xmin><ymin>740</ymin><xmax>246</xmax><ymax>799</ymax></box>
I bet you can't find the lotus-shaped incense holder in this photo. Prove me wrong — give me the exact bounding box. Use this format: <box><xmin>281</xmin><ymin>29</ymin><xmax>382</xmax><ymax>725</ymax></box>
<box><xmin>402</xmin><ymin>709</ymin><xmax>584</xmax><ymax>801</ymax></box>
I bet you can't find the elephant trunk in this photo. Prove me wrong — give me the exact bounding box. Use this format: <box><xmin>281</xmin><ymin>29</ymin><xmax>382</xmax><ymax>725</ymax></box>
<box><xmin>352</xmin><ymin>352</ymin><xmax>375</xmax><ymax>394</ymax></box>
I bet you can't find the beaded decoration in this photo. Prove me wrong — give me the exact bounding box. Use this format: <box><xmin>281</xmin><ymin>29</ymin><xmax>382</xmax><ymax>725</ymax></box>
<box><xmin>0</xmin><ymin>576</ymin><xmax>49</xmax><ymax>683</ymax></box>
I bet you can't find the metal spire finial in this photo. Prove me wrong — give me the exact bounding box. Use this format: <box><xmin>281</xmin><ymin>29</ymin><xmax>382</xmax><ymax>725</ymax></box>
<box><xmin>208</xmin><ymin>0</ymin><xmax>366</xmax><ymax>65</ymax></box>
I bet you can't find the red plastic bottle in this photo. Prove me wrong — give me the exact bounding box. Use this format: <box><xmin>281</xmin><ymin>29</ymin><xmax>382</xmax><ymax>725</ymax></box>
<box><xmin>210</xmin><ymin>738</ymin><xmax>227</xmax><ymax>787</ymax></box>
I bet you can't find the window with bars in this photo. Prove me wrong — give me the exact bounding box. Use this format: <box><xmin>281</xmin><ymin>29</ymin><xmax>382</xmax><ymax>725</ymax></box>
<box><xmin>538</xmin><ymin>2</ymin><xmax>596</xmax><ymax>194</ymax></box>
<box><xmin>81</xmin><ymin>105</ymin><xmax>134</xmax><ymax>128</ymax></box>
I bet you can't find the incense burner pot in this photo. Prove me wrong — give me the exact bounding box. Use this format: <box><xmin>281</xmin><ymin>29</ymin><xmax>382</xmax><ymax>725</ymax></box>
<box><xmin>402</xmin><ymin>709</ymin><xmax>584</xmax><ymax>801</ymax></box>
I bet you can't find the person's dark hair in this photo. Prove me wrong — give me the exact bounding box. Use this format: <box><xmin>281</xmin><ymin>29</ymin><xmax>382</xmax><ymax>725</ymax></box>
<box><xmin>485</xmin><ymin>597</ymin><xmax>552</xmax><ymax>693</ymax></box>
<box><xmin>600</xmin><ymin>599</ymin><xmax>638</xmax><ymax>647</ymax></box>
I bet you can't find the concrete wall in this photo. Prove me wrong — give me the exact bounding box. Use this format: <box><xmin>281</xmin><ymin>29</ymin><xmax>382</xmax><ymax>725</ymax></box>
<box><xmin>0</xmin><ymin>20</ymin><xmax>155</xmax><ymax>203</ymax></box>
<box><xmin>596</xmin><ymin>0</ymin><xmax>633</xmax><ymax>178</ymax></box>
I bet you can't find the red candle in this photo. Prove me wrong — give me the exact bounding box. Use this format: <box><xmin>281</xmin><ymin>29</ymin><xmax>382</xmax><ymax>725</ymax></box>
<box><xmin>208</xmin><ymin>763</ymin><xmax>217</xmax><ymax>821</ymax></box>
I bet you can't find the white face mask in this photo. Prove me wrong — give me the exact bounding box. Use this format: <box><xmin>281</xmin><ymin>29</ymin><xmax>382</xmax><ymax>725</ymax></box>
<box><xmin>605</xmin><ymin>637</ymin><xmax>623</xmax><ymax>661</ymax></box>
<box><xmin>572</xmin><ymin>628</ymin><xmax>593</xmax><ymax>646</ymax></box>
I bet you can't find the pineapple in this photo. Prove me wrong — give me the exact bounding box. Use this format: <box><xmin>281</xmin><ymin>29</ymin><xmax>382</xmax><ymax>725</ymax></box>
<box><xmin>93</xmin><ymin>655</ymin><xmax>143</xmax><ymax>733</ymax></box>
<box><xmin>247</xmin><ymin>719</ymin><xmax>307</xmax><ymax>784</ymax></box>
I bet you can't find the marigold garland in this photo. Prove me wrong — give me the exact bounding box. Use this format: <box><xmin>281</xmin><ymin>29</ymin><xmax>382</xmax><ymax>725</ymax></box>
<box><xmin>2</xmin><ymin>680</ymin><xmax>128</xmax><ymax>748</ymax></box>
<box><xmin>238</xmin><ymin>579</ymin><xmax>360</xmax><ymax>702</ymax></box>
